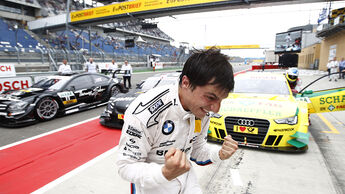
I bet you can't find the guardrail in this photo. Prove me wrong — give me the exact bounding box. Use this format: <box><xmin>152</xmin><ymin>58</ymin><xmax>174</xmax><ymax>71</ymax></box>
<box><xmin>0</xmin><ymin>62</ymin><xmax>183</xmax><ymax>92</ymax></box>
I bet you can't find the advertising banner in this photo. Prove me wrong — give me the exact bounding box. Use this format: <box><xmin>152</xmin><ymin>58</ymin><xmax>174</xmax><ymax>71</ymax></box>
<box><xmin>71</xmin><ymin>0</ymin><xmax>228</xmax><ymax>22</ymax></box>
<box><xmin>155</xmin><ymin>62</ymin><xmax>163</xmax><ymax>69</ymax></box>
<box><xmin>0</xmin><ymin>64</ymin><xmax>16</xmax><ymax>77</ymax></box>
<box><xmin>205</xmin><ymin>45</ymin><xmax>260</xmax><ymax>50</ymax></box>
<box><xmin>0</xmin><ymin>77</ymin><xmax>32</xmax><ymax>92</ymax></box>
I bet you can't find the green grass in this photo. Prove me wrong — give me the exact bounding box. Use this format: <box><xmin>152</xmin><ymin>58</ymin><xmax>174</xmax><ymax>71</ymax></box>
<box><xmin>133</xmin><ymin>67</ymin><xmax>183</xmax><ymax>73</ymax></box>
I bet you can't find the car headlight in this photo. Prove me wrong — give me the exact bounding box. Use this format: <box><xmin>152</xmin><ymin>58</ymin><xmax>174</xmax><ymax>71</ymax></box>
<box><xmin>9</xmin><ymin>101</ymin><xmax>29</xmax><ymax>111</ymax></box>
<box><xmin>274</xmin><ymin>115</ymin><xmax>298</xmax><ymax>125</ymax></box>
<box><xmin>110</xmin><ymin>96</ymin><xmax>117</xmax><ymax>101</ymax></box>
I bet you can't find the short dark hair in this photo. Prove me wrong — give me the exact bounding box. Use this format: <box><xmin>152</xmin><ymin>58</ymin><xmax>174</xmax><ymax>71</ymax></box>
<box><xmin>179</xmin><ymin>48</ymin><xmax>234</xmax><ymax>93</ymax></box>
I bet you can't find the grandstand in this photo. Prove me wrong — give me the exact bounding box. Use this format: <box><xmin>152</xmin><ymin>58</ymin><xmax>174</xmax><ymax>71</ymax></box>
<box><xmin>0</xmin><ymin>0</ymin><xmax>187</xmax><ymax>73</ymax></box>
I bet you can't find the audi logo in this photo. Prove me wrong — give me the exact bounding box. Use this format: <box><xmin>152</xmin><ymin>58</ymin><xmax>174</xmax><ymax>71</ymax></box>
<box><xmin>237</xmin><ymin>119</ymin><xmax>255</xmax><ymax>126</ymax></box>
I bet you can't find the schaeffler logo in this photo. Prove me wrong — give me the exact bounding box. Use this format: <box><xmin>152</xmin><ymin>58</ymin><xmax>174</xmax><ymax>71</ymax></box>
<box><xmin>328</xmin><ymin>104</ymin><xmax>335</xmax><ymax>111</ymax></box>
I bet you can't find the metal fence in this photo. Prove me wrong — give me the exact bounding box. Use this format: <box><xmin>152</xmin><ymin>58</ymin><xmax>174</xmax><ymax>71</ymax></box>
<box><xmin>0</xmin><ymin>48</ymin><xmax>189</xmax><ymax>73</ymax></box>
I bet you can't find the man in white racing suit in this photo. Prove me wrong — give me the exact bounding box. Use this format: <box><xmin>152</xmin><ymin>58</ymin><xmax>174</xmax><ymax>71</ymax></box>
<box><xmin>116</xmin><ymin>48</ymin><xmax>238</xmax><ymax>194</ymax></box>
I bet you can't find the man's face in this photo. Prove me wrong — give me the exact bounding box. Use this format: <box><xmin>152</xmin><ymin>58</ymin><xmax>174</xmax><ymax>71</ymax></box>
<box><xmin>179</xmin><ymin>76</ymin><xmax>229</xmax><ymax>119</ymax></box>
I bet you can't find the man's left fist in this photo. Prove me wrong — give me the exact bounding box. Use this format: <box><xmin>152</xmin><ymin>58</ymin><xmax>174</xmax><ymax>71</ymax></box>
<box><xmin>219</xmin><ymin>135</ymin><xmax>238</xmax><ymax>160</ymax></box>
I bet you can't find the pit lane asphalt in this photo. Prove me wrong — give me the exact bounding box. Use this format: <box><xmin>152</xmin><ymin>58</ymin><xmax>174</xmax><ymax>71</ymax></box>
<box><xmin>1</xmin><ymin>67</ymin><xmax>345</xmax><ymax>194</ymax></box>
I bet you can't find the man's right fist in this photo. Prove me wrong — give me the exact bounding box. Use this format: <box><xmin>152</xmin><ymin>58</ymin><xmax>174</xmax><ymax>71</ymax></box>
<box><xmin>162</xmin><ymin>147</ymin><xmax>191</xmax><ymax>181</ymax></box>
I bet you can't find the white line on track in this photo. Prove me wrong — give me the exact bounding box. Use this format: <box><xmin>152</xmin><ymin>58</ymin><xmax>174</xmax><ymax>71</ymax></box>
<box><xmin>230</xmin><ymin>169</ymin><xmax>243</xmax><ymax>186</ymax></box>
<box><xmin>0</xmin><ymin>116</ymin><xmax>99</xmax><ymax>151</ymax></box>
<box><xmin>31</xmin><ymin>146</ymin><xmax>118</xmax><ymax>194</ymax></box>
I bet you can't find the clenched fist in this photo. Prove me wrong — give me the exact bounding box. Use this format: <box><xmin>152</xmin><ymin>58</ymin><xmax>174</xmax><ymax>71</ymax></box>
<box><xmin>162</xmin><ymin>147</ymin><xmax>191</xmax><ymax>181</ymax></box>
<box><xmin>219</xmin><ymin>135</ymin><xmax>238</xmax><ymax>160</ymax></box>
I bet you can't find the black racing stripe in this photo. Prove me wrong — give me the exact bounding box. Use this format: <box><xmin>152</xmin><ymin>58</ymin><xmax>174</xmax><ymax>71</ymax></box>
<box><xmin>265</xmin><ymin>135</ymin><xmax>276</xmax><ymax>146</ymax></box>
<box><xmin>274</xmin><ymin>135</ymin><xmax>283</xmax><ymax>146</ymax></box>
<box><xmin>215</xmin><ymin>127</ymin><xmax>221</xmax><ymax>138</ymax></box>
<box><xmin>218</xmin><ymin>129</ymin><xmax>226</xmax><ymax>139</ymax></box>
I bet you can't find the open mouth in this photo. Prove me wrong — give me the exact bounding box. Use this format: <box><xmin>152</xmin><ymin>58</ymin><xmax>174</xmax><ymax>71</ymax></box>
<box><xmin>201</xmin><ymin>108</ymin><xmax>209</xmax><ymax>114</ymax></box>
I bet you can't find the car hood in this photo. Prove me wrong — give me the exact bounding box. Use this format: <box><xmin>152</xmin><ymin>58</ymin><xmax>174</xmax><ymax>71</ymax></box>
<box><xmin>112</xmin><ymin>89</ymin><xmax>144</xmax><ymax>111</ymax></box>
<box><xmin>219</xmin><ymin>93</ymin><xmax>298</xmax><ymax>119</ymax></box>
<box><xmin>0</xmin><ymin>88</ymin><xmax>45</xmax><ymax>101</ymax></box>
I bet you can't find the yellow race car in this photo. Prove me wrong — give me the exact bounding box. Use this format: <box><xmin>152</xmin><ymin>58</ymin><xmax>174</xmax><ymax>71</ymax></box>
<box><xmin>208</xmin><ymin>72</ymin><xmax>345</xmax><ymax>152</ymax></box>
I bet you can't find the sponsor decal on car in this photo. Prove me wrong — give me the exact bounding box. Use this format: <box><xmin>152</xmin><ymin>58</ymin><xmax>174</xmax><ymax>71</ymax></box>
<box><xmin>233</xmin><ymin>125</ymin><xmax>259</xmax><ymax>134</ymax></box>
<box><xmin>58</xmin><ymin>91</ymin><xmax>77</xmax><ymax>105</ymax></box>
<box><xmin>319</xmin><ymin>95</ymin><xmax>345</xmax><ymax>104</ymax></box>
<box><xmin>273</xmin><ymin>128</ymin><xmax>294</xmax><ymax>132</ymax></box>
<box><xmin>328</xmin><ymin>104</ymin><xmax>335</xmax><ymax>111</ymax></box>
<box><xmin>118</xmin><ymin>114</ymin><xmax>124</xmax><ymax>119</ymax></box>
<box><xmin>296</xmin><ymin>97</ymin><xmax>311</xmax><ymax>103</ymax></box>
<box><xmin>221</xmin><ymin>106</ymin><xmax>282</xmax><ymax>117</ymax></box>
<box><xmin>210</xmin><ymin>120</ymin><xmax>222</xmax><ymax>126</ymax></box>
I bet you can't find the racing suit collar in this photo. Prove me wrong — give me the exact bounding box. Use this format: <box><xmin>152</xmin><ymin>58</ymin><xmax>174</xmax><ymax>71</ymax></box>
<box><xmin>174</xmin><ymin>84</ymin><xmax>194</xmax><ymax>120</ymax></box>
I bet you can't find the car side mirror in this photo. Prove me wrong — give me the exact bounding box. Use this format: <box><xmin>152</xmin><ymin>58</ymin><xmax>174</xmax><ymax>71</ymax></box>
<box><xmin>69</xmin><ymin>86</ymin><xmax>76</xmax><ymax>91</ymax></box>
<box><xmin>302</xmin><ymin>90</ymin><xmax>313</xmax><ymax>96</ymax></box>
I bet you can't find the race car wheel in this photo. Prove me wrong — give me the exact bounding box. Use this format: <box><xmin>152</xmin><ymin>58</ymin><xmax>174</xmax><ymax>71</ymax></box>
<box><xmin>35</xmin><ymin>97</ymin><xmax>59</xmax><ymax>121</ymax></box>
<box><xmin>109</xmin><ymin>85</ymin><xmax>120</xmax><ymax>98</ymax></box>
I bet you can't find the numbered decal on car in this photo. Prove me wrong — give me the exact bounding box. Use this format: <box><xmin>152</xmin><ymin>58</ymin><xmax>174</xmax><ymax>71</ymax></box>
<box><xmin>58</xmin><ymin>91</ymin><xmax>77</xmax><ymax>105</ymax></box>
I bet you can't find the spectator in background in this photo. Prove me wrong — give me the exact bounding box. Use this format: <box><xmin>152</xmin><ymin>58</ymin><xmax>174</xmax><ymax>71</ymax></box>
<box><xmin>58</xmin><ymin>59</ymin><xmax>72</xmax><ymax>75</ymax></box>
<box><xmin>261</xmin><ymin>63</ymin><xmax>265</xmax><ymax>71</ymax></box>
<box><xmin>327</xmin><ymin>57</ymin><xmax>339</xmax><ymax>82</ymax></box>
<box><xmin>121</xmin><ymin>60</ymin><xmax>133</xmax><ymax>89</ymax></box>
<box><xmin>285</xmin><ymin>33</ymin><xmax>292</xmax><ymax>49</ymax></box>
<box><xmin>339</xmin><ymin>57</ymin><xmax>345</xmax><ymax>79</ymax></box>
<box><xmin>109</xmin><ymin>59</ymin><xmax>118</xmax><ymax>73</ymax></box>
<box><xmin>327</xmin><ymin>59</ymin><xmax>331</xmax><ymax>78</ymax></box>
<box><xmin>285</xmin><ymin>67</ymin><xmax>301</xmax><ymax>94</ymax></box>
<box><xmin>85</xmin><ymin>58</ymin><xmax>98</xmax><ymax>73</ymax></box>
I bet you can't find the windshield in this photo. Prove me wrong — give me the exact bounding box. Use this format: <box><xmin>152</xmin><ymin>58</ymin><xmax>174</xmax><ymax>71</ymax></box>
<box><xmin>140</xmin><ymin>78</ymin><xmax>160</xmax><ymax>90</ymax></box>
<box><xmin>31</xmin><ymin>77</ymin><xmax>69</xmax><ymax>90</ymax></box>
<box><xmin>140</xmin><ymin>77</ymin><xmax>177</xmax><ymax>90</ymax></box>
<box><xmin>156</xmin><ymin>78</ymin><xmax>177</xmax><ymax>87</ymax></box>
<box><xmin>234</xmin><ymin>78</ymin><xmax>290</xmax><ymax>95</ymax></box>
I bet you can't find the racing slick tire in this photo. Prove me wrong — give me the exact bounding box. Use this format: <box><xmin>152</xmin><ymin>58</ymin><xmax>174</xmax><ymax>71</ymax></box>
<box><xmin>35</xmin><ymin>97</ymin><xmax>59</xmax><ymax>121</ymax></box>
<box><xmin>109</xmin><ymin>85</ymin><xmax>120</xmax><ymax>99</ymax></box>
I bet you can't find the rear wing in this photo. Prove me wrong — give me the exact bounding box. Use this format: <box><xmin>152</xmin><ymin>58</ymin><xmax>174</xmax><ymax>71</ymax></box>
<box><xmin>112</xmin><ymin>70</ymin><xmax>131</xmax><ymax>78</ymax></box>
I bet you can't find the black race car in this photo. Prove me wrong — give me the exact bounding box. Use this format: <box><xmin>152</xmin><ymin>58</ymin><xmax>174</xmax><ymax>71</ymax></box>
<box><xmin>0</xmin><ymin>72</ymin><xmax>127</xmax><ymax>127</ymax></box>
<box><xmin>100</xmin><ymin>72</ymin><xmax>180</xmax><ymax>129</ymax></box>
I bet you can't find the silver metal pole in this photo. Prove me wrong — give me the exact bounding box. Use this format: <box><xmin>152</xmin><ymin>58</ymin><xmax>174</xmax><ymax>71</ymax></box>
<box><xmin>66</xmin><ymin>0</ymin><xmax>71</xmax><ymax>62</ymax></box>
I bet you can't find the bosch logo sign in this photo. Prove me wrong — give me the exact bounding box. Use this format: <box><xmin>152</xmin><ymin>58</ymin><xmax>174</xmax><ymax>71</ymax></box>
<box><xmin>237</xmin><ymin>119</ymin><xmax>255</xmax><ymax>126</ymax></box>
